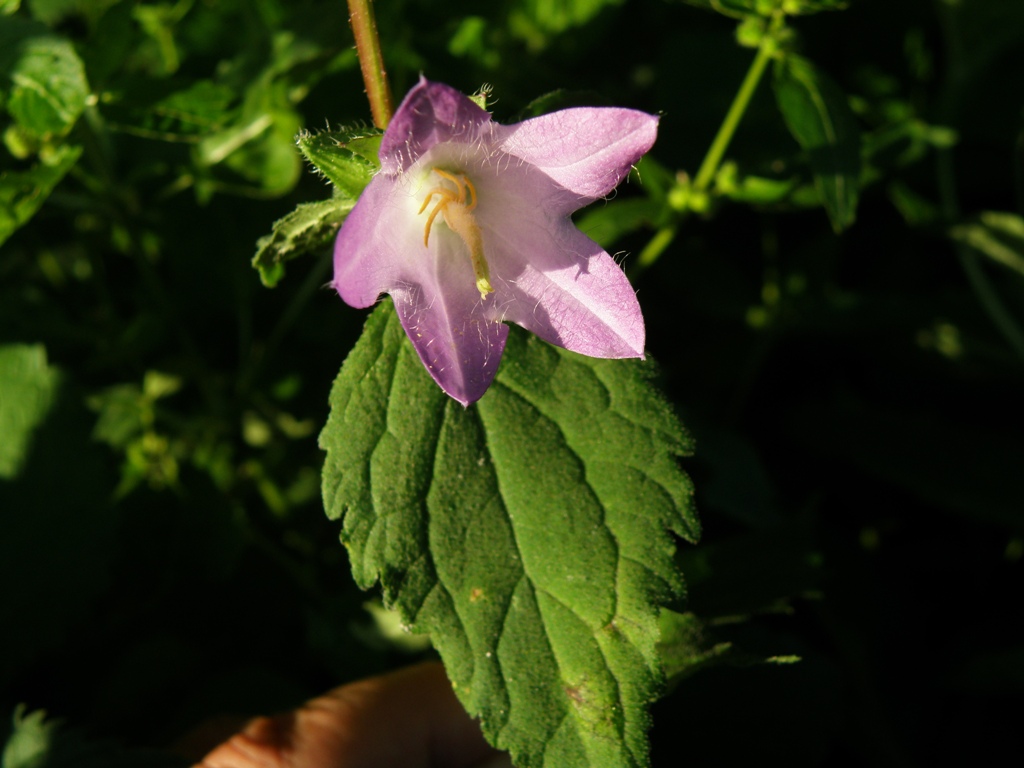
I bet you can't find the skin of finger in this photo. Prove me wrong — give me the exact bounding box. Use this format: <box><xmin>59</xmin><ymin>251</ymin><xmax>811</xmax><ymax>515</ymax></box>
<box><xmin>194</xmin><ymin>662</ymin><xmax>500</xmax><ymax>768</ymax></box>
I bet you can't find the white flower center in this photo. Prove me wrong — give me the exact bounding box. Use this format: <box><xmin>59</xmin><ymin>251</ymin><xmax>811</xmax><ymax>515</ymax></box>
<box><xmin>418</xmin><ymin>168</ymin><xmax>493</xmax><ymax>300</ymax></box>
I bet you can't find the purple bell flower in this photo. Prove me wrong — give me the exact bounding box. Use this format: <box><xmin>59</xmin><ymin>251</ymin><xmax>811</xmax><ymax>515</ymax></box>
<box><xmin>333</xmin><ymin>78</ymin><xmax>658</xmax><ymax>405</ymax></box>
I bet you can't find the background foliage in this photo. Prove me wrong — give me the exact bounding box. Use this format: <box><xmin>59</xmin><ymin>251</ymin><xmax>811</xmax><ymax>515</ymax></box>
<box><xmin>2</xmin><ymin>0</ymin><xmax>1023</xmax><ymax>765</ymax></box>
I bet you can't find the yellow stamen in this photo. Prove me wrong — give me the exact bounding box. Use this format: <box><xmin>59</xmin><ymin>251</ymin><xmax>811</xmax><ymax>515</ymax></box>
<box><xmin>418</xmin><ymin>169</ymin><xmax>492</xmax><ymax>299</ymax></box>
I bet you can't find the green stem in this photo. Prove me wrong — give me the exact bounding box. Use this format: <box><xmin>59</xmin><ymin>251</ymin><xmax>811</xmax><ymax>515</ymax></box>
<box><xmin>692</xmin><ymin>16</ymin><xmax>780</xmax><ymax>193</ymax></box>
<box><xmin>636</xmin><ymin>15</ymin><xmax>783</xmax><ymax>274</ymax></box>
<box><xmin>347</xmin><ymin>0</ymin><xmax>393</xmax><ymax>129</ymax></box>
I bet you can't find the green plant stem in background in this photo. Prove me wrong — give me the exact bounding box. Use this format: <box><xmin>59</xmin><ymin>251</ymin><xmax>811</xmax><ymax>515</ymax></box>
<box><xmin>691</xmin><ymin>16</ymin><xmax>780</xmax><ymax>194</ymax></box>
<box><xmin>347</xmin><ymin>0</ymin><xmax>393</xmax><ymax>129</ymax></box>
<box><xmin>638</xmin><ymin>14</ymin><xmax>783</xmax><ymax>270</ymax></box>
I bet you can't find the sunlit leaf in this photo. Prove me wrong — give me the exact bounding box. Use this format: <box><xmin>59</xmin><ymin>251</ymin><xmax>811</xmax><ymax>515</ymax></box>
<box><xmin>321</xmin><ymin>301</ymin><xmax>699</xmax><ymax>768</ymax></box>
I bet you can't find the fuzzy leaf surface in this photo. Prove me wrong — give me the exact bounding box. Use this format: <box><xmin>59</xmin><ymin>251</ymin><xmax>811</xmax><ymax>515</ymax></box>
<box><xmin>296</xmin><ymin>129</ymin><xmax>380</xmax><ymax>198</ymax></box>
<box><xmin>320</xmin><ymin>301</ymin><xmax>699</xmax><ymax>768</ymax></box>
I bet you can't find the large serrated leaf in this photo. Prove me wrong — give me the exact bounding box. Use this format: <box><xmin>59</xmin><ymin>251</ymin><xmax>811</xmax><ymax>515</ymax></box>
<box><xmin>773</xmin><ymin>54</ymin><xmax>861</xmax><ymax>232</ymax></box>
<box><xmin>321</xmin><ymin>301</ymin><xmax>699</xmax><ymax>768</ymax></box>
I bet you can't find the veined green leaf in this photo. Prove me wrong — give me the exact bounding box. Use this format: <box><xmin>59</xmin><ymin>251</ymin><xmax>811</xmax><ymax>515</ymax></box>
<box><xmin>296</xmin><ymin>128</ymin><xmax>380</xmax><ymax>199</ymax></box>
<box><xmin>773</xmin><ymin>54</ymin><xmax>861</xmax><ymax>232</ymax></box>
<box><xmin>321</xmin><ymin>302</ymin><xmax>699</xmax><ymax>768</ymax></box>
<box><xmin>252</xmin><ymin>196</ymin><xmax>354</xmax><ymax>287</ymax></box>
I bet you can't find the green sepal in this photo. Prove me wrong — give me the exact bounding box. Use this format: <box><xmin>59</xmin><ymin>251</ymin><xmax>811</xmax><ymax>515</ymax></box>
<box><xmin>252</xmin><ymin>195</ymin><xmax>355</xmax><ymax>287</ymax></box>
<box><xmin>296</xmin><ymin>128</ymin><xmax>381</xmax><ymax>199</ymax></box>
<box><xmin>321</xmin><ymin>301</ymin><xmax>700</xmax><ymax>768</ymax></box>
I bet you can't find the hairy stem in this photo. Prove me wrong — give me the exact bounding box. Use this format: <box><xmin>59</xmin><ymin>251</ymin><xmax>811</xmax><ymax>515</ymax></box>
<box><xmin>347</xmin><ymin>0</ymin><xmax>393</xmax><ymax>129</ymax></box>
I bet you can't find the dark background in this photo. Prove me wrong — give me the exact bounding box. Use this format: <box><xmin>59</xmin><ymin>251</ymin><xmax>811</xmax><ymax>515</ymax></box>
<box><xmin>2</xmin><ymin>0</ymin><xmax>1022</xmax><ymax>764</ymax></box>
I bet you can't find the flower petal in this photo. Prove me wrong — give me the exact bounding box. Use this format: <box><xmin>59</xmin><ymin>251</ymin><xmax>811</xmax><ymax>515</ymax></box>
<box><xmin>498</xmin><ymin>108</ymin><xmax>659</xmax><ymax>207</ymax></box>
<box><xmin>333</xmin><ymin>173</ymin><xmax>418</xmax><ymax>308</ymax></box>
<box><xmin>480</xmin><ymin>209</ymin><xmax>645</xmax><ymax>359</ymax></box>
<box><xmin>379</xmin><ymin>78</ymin><xmax>493</xmax><ymax>174</ymax></box>
<box><xmin>391</xmin><ymin>243</ymin><xmax>509</xmax><ymax>406</ymax></box>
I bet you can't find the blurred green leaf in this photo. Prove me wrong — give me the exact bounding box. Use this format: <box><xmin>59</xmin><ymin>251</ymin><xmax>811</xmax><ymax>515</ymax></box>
<box><xmin>194</xmin><ymin>77</ymin><xmax>303</xmax><ymax>198</ymax></box>
<box><xmin>448</xmin><ymin>16</ymin><xmax>500</xmax><ymax>69</ymax></box>
<box><xmin>3</xmin><ymin>706</ymin><xmax>53</xmax><ymax>768</ymax></box>
<box><xmin>671</xmin><ymin>0</ymin><xmax>844</xmax><ymax>17</ymax></box>
<box><xmin>887</xmin><ymin>180</ymin><xmax>939</xmax><ymax>226</ymax></box>
<box><xmin>715</xmin><ymin>162</ymin><xmax>799</xmax><ymax>205</ymax></box>
<box><xmin>104</xmin><ymin>79</ymin><xmax>236</xmax><ymax>142</ymax></box>
<box><xmin>670</xmin><ymin>0</ymin><xmax>761</xmax><ymax>19</ymax></box>
<box><xmin>0</xmin><ymin>17</ymin><xmax>89</xmax><ymax>137</ymax></box>
<box><xmin>1</xmin><ymin>0</ymin><xmax>19</xmax><ymax>16</ymax></box>
<box><xmin>0</xmin><ymin>344</ymin><xmax>60</xmax><ymax>480</ymax></box>
<box><xmin>252</xmin><ymin>196</ymin><xmax>354</xmax><ymax>287</ymax></box>
<box><xmin>658</xmin><ymin>610</ymin><xmax>736</xmax><ymax>682</ymax></box>
<box><xmin>2</xmin><ymin>706</ymin><xmax>187</xmax><ymax>768</ymax></box>
<box><xmin>575</xmin><ymin>198</ymin><xmax>661</xmax><ymax>249</ymax></box>
<box><xmin>321</xmin><ymin>301</ymin><xmax>699</xmax><ymax>768</ymax></box>
<box><xmin>132</xmin><ymin>2</ymin><xmax>187</xmax><ymax>75</ymax></box>
<box><xmin>26</xmin><ymin>0</ymin><xmax>117</xmax><ymax>25</ymax></box>
<box><xmin>773</xmin><ymin>54</ymin><xmax>861</xmax><ymax>231</ymax></box>
<box><xmin>296</xmin><ymin>128</ymin><xmax>380</xmax><ymax>199</ymax></box>
<box><xmin>950</xmin><ymin>211</ymin><xmax>1024</xmax><ymax>278</ymax></box>
<box><xmin>0</xmin><ymin>143</ymin><xmax>82</xmax><ymax>246</ymax></box>
<box><xmin>512</xmin><ymin>0</ymin><xmax>625</xmax><ymax>35</ymax></box>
